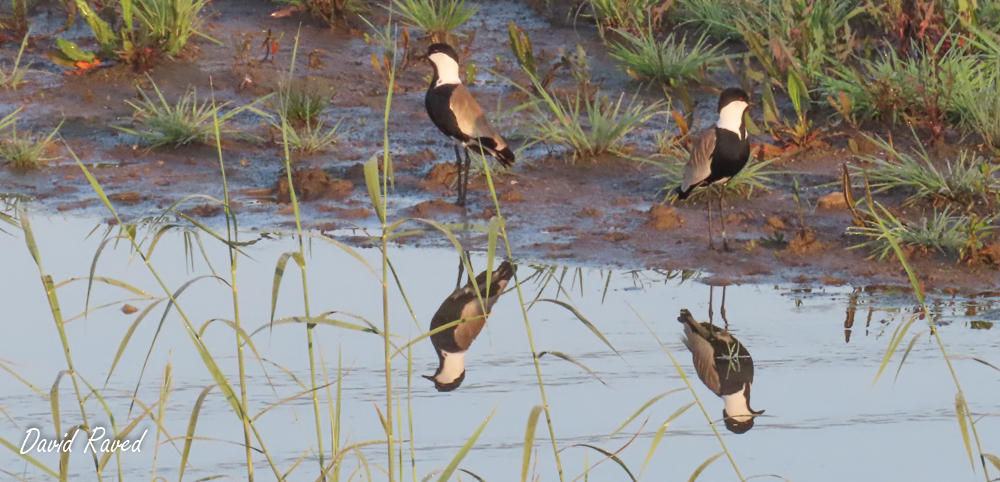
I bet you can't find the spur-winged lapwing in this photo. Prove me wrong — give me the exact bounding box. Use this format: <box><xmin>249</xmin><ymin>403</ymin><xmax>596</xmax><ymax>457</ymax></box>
<box><xmin>677</xmin><ymin>308</ymin><xmax>763</xmax><ymax>434</ymax></box>
<box><xmin>424</xmin><ymin>260</ymin><xmax>515</xmax><ymax>392</ymax></box>
<box><xmin>676</xmin><ymin>88</ymin><xmax>752</xmax><ymax>251</ymax></box>
<box><xmin>421</xmin><ymin>43</ymin><xmax>515</xmax><ymax>207</ymax></box>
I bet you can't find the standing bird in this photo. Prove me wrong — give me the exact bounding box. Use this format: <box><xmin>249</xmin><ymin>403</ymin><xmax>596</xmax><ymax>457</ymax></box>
<box><xmin>422</xmin><ymin>43</ymin><xmax>515</xmax><ymax>206</ymax></box>
<box><xmin>424</xmin><ymin>261</ymin><xmax>515</xmax><ymax>392</ymax></box>
<box><xmin>677</xmin><ymin>309</ymin><xmax>763</xmax><ymax>434</ymax></box>
<box><xmin>676</xmin><ymin>88</ymin><xmax>752</xmax><ymax>251</ymax></box>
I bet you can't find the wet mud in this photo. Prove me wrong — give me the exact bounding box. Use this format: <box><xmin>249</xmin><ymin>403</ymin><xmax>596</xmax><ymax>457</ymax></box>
<box><xmin>2</xmin><ymin>0</ymin><xmax>999</xmax><ymax>292</ymax></box>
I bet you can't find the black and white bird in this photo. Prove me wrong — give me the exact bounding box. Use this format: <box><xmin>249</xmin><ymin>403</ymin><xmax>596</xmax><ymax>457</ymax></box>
<box><xmin>677</xmin><ymin>308</ymin><xmax>763</xmax><ymax>434</ymax></box>
<box><xmin>676</xmin><ymin>88</ymin><xmax>752</xmax><ymax>251</ymax></box>
<box><xmin>422</xmin><ymin>43</ymin><xmax>515</xmax><ymax>206</ymax></box>
<box><xmin>424</xmin><ymin>261</ymin><xmax>515</xmax><ymax>392</ymax></box>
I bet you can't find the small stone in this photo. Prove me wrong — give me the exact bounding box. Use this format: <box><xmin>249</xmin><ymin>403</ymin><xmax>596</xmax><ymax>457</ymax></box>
<box><xmin>646</xmin><ymin>204</ymin><xmax>683</xmax><ymax>230</ymax></box>
<box><xmin>121</xmin><ymin>304</ymin><xmax>138</xmax><ymax>315</ymax></box>
<box><xmin>818</xmin><ymin>192</ymin><xmax>848</xmax><ymax>210</ymax></box>
<box><xmin>500</xmin><ymin>189</ymin><xmax>525</xmax><ymax>202</ymax></box>
<box><xmin>411</xmin><ymin>199</ymin><xmax>464</xmax><ymax>217</ymax></box>
<box><xmin>276</xmin><ymin>205</ymin><xmax>296</xmax><ymax>215</ymax></box>
<box><xmin>767</xmin><ymin>217</ymin><xmax>785</xmax><ymax>229</ymax></box>
<box><xmin>108</xmin><ymin>192</ymin><xmax>142</xmax><ymax>203</ymax></box>
<box><xmin>578</xmin><ymin>207</ymin><xmax>602</xmax><ymax>218</ymax></box>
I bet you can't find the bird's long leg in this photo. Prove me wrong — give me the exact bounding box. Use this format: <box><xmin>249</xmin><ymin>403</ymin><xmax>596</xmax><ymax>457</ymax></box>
<box><xmin>721</xmin><ymin>286</ymin><xmax>729</xmax><ymax>328</ymax></box>
<box><xmin>462</xmin><ymin>147</ymin><xmax>473</xmax><ymax>206</ymax></box>
<box><xmin>719</xmin><ymin>188</ymin><xmax>730</xmax><ymax>252</ymax></box>
<box><xmin>454</xmin><ymin>144</ymin><xmax>465</xmax><ymax>206</ymax></box>
<box><xmin>708</xmin><ymin>285</ymin><xmax>715</xmax><ymax>327</ymax></box>
<box><xmin>455</xmin><ymin>251</ymin><xmax>466</xmax><ymax>290</ymax></box>
<box><xmin>707</xmin><ymin>191</ymin><xmax>715</xmax><ymax>250</ymax></box>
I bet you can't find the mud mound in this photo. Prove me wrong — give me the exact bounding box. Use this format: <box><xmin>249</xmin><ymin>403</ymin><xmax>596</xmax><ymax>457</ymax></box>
<box><xmin>276</xmin><ymin>167</ymin><xmax>354</xmax><ymax>203</ymax></box>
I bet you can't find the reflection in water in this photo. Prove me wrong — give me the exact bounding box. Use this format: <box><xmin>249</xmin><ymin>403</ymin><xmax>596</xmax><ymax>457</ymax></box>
<box><xmin>424</xmin><ymin>260</ymin><xmax>515</xmax><ymax>392</ymax></box>
<box><xmin>678</xmin><ymin>309</ymin><xmax>764</xmax><ymax>434</ymax></box>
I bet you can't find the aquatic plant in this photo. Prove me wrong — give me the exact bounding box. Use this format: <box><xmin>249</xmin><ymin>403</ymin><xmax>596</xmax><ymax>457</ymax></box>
<box><xmin>523</xmin><ymin>85</ymin><xmax>664</xmax><ymax>161</ymax></box>
<box><xmin>848</xmin><ymin>207</ymin><xmax>977</xmax><ymax>260</ymax></box>
<box><xmin>390</xmin><ymin>0</ymin><xmax>478</xmax><ymax>42</ymax></box>
<box><xmin>585</xmin><ymin>0</ymin><xmax>663</xmax><ymax>35</ymax></box>
<box><xmin>853</xmin><ymin>135</ymin><xmax>1000</xmax><ymax>206</ymax></box>
<box><xmin>608</xmin><ymin>29</ymin><xmax>724</xmax><ymax>86</ymax></box>
<box><xmin>0</xmin><ymin>31</ymin><xmax>34</xmax><ymax>91</ymax></box>
<box><xmin>275</xmin><ymin>0</ymin><xmax>365</xmax><ymax>26</ymax></box>
<box><xmin>271</xmin><ymin>78</ymin><xmax>337</xmax><ymax>128</ymax></box>
<box><xmin>0</xmin><ymin>113</ymin><xmax>60</xmax><ymax>170</ymax></box>
<box><xmin>133</xmin><ymin>0</ymin><xmax>207</xmax><ymax>56</ymax></box>
<box><xmin>277</xmin><ymin>118</ymin><xmax>343</xmax><ymax>155</ymax></box>
<box><xmin>119</xmin><ymin>78</ymin><xmax>268</xmax><ymax>147</ymax></box>
<box><xmin>672</xmin><ymin>0</ymin><xmax>743</xmax><ymax>40</ymax></box>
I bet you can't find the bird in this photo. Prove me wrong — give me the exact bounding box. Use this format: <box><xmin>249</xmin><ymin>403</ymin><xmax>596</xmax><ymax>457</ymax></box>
<box><xmin>424</xmin><ymin>260</ymin><xmax>516</xmax><ymax>392</ymax></box>
<box><xmin>677</xmin><ymin>308</ymin><xmax>763</xmax><ymax>434</ymax></box>
<box><xmin>421</xmin><ymin>43</ymin><xmax>515</xmax><ymax>207</ymax></box>
<box><xmin>676</xmin><ymin>88</ymin><xmax>752</xmax><ymax>251</ymax></box>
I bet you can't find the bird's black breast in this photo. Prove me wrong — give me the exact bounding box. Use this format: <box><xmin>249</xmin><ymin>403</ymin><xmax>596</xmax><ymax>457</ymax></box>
<box><xmin>708</xmin><ymin>128</ymin><xmax>751</xmax><ymax>182</ymax></box>
<box><xmin>425</xmin><ymin>84</ymin><xmax>468</xmax><ymax>142</ymax></box>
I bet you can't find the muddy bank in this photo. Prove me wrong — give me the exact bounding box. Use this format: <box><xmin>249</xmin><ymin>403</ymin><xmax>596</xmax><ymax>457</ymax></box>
<box><xmin>1</xmin><ymin>0</ymin><xmax>998</xmax><ymax>293</ymax></box>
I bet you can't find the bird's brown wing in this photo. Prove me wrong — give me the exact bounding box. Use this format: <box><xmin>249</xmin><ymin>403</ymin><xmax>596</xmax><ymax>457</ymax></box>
<box><xmin>681</xmin><ymin>128</ymin><xmax>716</xmax><ymax>193</ymax></box>
<box><xmin>454</xmin><ymin>302</ymin><xmax>487</xmax><ymax>350</ymax></box>
<box><xmin>450</xmin><ymin>84</ymin><xmax>508</xmax><ymax>150</ymax></box>
<box><xmin>684</xmin><ymin>334</ymin><xmax>722</xmax><ymax>395</ymax></box>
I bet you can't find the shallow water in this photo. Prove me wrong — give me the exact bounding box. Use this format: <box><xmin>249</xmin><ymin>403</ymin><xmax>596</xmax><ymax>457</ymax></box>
<box><xmin>1</xmin><ymin>212</ymin><xmax>998</xmax><ymax>481</ymax></box>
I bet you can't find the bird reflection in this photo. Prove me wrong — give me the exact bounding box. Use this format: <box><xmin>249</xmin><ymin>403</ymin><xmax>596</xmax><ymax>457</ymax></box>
<box><xmin>424</xmin><ymin>259</ymin><xmax>515</xmax><ymax>392</ymax></box>
<box><xmin>677</xmin><ymin>308</ymin><xmax>763</xmax><ymax>433</ymax></box>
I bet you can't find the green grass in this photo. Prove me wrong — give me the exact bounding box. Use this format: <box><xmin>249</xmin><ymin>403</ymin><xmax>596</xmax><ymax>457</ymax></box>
<box><xmin>848</xmin><ymin>206</ymin><xmax>990</xmax><ymax>260</ymax></box>
<box><xmin>853</xmin><ymin>135</ymin><xmax>1000</xmax><ymax>206</ymax></box>
<box><xmin>133</xmin><ymin>0</ymin><xmax>207</xmax><ymax>56</ymax></box>
<box><xmin>0</xmin><ymin>31</ymin><xmax>33</xmax><ymax>90</ymax></box>
<box><xmin>737</xmin><ymin>0</ymin><xmax>863</xmax><ymax>89</ymax></box>
<box><xmin>119</xmin><ymin>78</ymin><xmax>267</xmax><ymax>147</ymax></box>
<box><xmin>819</xmin><ymin>41</ymin><xmax>984</xmax><ymax>125</ymax></box>
<box><xmin>390</xmin><ymin>0</ymin><xmax>478</xmax><ymax>42</ymax></box>
<box><xmin>586</xmin><ymin>0</ymin><xmax>661</xmax><ymax>34</ymax></box>
<box><xmin>0</xmin><ymin>121</ymin><xmax>60</xmax><ymax>170</ymax></box>
<box><xmin>609</xmin><ymin>29</ymin><xmax>724</xmax><ymax>85</ymax></box>
<box><xmin>672</xmin><ymin>0</ymin><xmax>743</xmax><ymax>40</ymax></box>
<box><xmin>271</xmin><ymin>78</ymin><xmax>337</xmax><ymax>128</ymax></box>
<box><xmin>526</xmin><ymin>89</ymin><xmax>664</xmax><ymax>161</ymax></box>
<box><xmin>276</xmin><ymin>0</ymin><xmax>365</xmax><ymax>26</ymax></box>
<box><xmin>279</xmin><ymin>118</ymin><xmax>343</xmax><ymax>155</ymax></box>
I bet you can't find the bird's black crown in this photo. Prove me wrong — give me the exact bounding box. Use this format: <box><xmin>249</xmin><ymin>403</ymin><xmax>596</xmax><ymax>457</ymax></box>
<box><xmin>718</xmin><ymin>88</ymin><xmax>750</xmax><ymax>112</ymax></box>
<box><xmin>426</xmin><ymin>43</ymin><xmax>460</xmax><ymax>64</ymax></box>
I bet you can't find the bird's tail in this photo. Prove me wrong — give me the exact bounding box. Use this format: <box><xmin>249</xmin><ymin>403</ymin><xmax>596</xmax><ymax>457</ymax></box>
<box><xmin>471</xmin><ymin>138</ymin><xmax>515</xmax><ymax>168</ymax></box>
<box><xmin>675</xmin><ymin>186</ymin><xmax>692</xmax><ymax>200</ymax></box>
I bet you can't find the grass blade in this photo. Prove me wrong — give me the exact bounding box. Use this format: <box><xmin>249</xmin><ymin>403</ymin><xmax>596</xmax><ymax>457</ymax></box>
<box><xmin>253</xmin><ymin>316</ymin><xmax>381</xmax><ymax>336</ymax></box>
<box><xmin>532</xmin><ymin>298</ymin><xmax>619</xmax><ymax>355</ymax></box>
<box><xmin>536</xmin><ymin>351</ymin><xmax>607</xmax><ymax>385</ymax></box>
<box><xmin>270</xmin><ymin>251</ymin><xmax>306</xmax><ymax>323</ymax></box>
<box><xmin>437</xmin><ymin>408</ymin><xmax>496</xmax><ymax>482</ymax></box>
<box><xmin>606</xmin><ymin>389</ymin><xmax>687</xmax><ymax>441</ymax></box>
<box><xmin>641</xmin><ymin>401</ymin><xmax>696</xmax><ymax>475</ymax></box>
<box><xmin>688</xmin><ymin>452</ymin><xmax>725</xmax><ymax>482</ymax></box>
<box><xmin>179</xmin><ymin>385</ymin><xmax>214</xmax><ymax>482</ymax></box>
<box><xmin>562</xmin><ymin>444</ymin><xmax>637</xmax><ymax>482</ymax></box>
<box><xmin>0</xmin><ymin>436</ymin><xmax>57</xmax><ymax>477</ymax></box>
<box><xmin>894</xmin><ymin>330</ymin><xmax>928</xmax><ymax>382</ymax></box>
<box><xmin>873</xmin><ymin>315</ymin><xmax>917</xmax><ymax>386</ymax></box>
<box><xmin>521</xmin><ymin>405</ymin><xmax>543</xmax><ymax>482</ymax></box>
<box><xmin>956</xmin><ymin>392</ymin><xmax>975</xmax><ymax>470</ymax></box>
<box><xmin>364</xmin><ymin>155</ymin><xmax>385</xmax><ymax>223</ymax></box>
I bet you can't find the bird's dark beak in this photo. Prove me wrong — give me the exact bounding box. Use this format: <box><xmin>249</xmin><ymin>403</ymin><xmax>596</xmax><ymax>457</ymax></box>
<box><xmin>421</xmin><ymin>374</ymin><xmax>436</xmax><ymax>382</ymax></box>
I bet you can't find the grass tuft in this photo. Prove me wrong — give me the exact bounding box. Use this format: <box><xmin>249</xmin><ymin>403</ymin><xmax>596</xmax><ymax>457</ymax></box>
<box><xmin>0</xmin><ymin>120</ymin><xmax>60</xmax><ymax>170</ymax></box>
<box><xmin>527</xmin><ymin>91</ymin><xmax>663</xmax><ymax>161</ymax></box>
<box><xmin>270</xmin><ymin>78</ymin><xmax>337</xmax><ymax>128</ymax></box>
<box><xmin>853</xmin><ymin>135</ymin><xmax>1000</xmax><ymax>206</ymax></box>
<box><xmin>133</xmin><ymin>0</ymin><xmax>207</xmax><ymax>56</ymax></box>
<box><xmin>586</xmin><ymin>0</ymin><xmax>661</xmax><ymax>34</ymax></box>
<box><xmin>848</xmin><ymin>207</ymin><xmax>993</xmax><ymax>260</ymax></box>
<box><xmin>673</xmin><ymin>0</ymin><xmax>743</xmax><ymax>40</ymax></box>
<box><xmin>0</xmin><ymin>31</ymin><xmax>34</xmax><ymax>90</ymax></box>
<box><xmin>609</xmin><ymin>29</ymin><xmax>723</xmax><ymax>85</ymax></box>
<box><xmin>120</xmin><ymin>79</ymin><xmax>266</xmax><ymax>147</ymax></box>
<box><xmin>390</xmin><ymin>0</ymin><xmax>478</xmax><ymax>42</ymax></box>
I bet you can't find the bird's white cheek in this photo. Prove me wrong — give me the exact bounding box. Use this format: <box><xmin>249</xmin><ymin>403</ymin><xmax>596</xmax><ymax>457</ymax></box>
<box><xmin>430</xmin><ymin>53</ymin><xmax>461</xmax><ymax>85</ymax></box>
<box><xmin>723</xmin><ymin>391</ymin><xmax>752</xmax><ymax>421</ymax></box>
<box><xmin>717</xmin><ymin>101</ymin><xmax>748</xmax><ymax>139</ymax></box>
